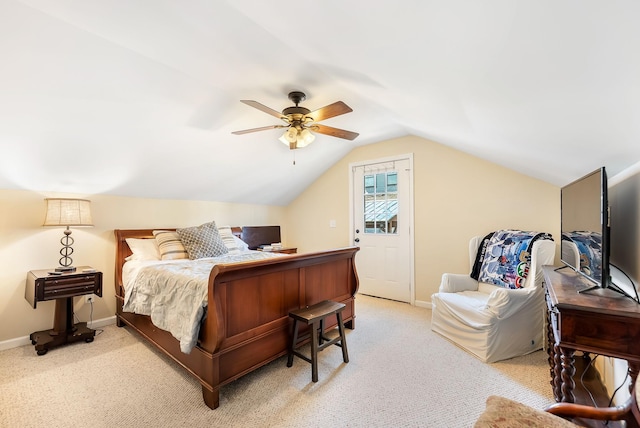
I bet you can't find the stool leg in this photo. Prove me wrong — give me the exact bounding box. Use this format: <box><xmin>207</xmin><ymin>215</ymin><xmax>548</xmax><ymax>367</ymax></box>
<box><xmin>319</xmin><ymin>317</ymin><xmax>325</xmax><ymax>345</ymax></box>
<box><xmin>337</xmin><ymin>312</ymin><xmax>349</xmax><ymax>363</ymax></box>
<box><xmin>311</xmin><ymin>320</ymin><xmax>320</xmax><ymax>382</ymax></box>
<box><xmin>287</xmin><ymin>319</ymin><xmax>299</xmax><ymax>368</ymax></box>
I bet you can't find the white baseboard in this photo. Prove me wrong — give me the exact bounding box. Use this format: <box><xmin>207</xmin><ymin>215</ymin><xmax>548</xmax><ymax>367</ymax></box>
<box><xmin>0</xmin><ymin>315</ymin><xmax>117</xmax><ymax>352</ymax></box>
<box><xmin>414</xmin><ymin>299</ymin><xmax>432</xmax><ymax>309</ymax></box>
<box><xmin>86</xmin><ymin>315</ymin><xmax>117</xmax><ymax>330</ymax></box>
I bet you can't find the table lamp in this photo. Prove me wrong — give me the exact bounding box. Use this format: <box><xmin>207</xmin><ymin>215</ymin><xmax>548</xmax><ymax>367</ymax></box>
<box><xmin>43</xmin><ymin>198</ymin><xmax>93</xmax><ymax>272</ymax></box>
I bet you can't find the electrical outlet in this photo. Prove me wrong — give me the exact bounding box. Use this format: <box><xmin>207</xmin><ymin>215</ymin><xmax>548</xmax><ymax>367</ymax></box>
<box><xmin>85</xmin><ymin>294</ymin><xmax>95</xmax><ymax>304</ymax></box>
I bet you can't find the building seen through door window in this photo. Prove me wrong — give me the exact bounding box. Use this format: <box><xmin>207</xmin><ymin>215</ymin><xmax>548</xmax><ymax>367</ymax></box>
<box><xmin>363</xmin><ymin>171</ymin><xmax>398</xmax><ymax>234</ymax></box>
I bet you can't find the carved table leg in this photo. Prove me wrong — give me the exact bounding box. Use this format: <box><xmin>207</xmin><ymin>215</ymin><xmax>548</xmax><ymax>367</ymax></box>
<box><xmin>552</xmin><ymin>343</ymin><xmax>563</xmax><ymax>401</ymax></box>
<box><xmin>546</xmin><ymin>313</ymin><xmax>561</xmax><ymax>400</ymax></box>
<box><xmin>560</xmin><ymin>347</ymin><xmax>576</xmax><ymax>403</ymax></box>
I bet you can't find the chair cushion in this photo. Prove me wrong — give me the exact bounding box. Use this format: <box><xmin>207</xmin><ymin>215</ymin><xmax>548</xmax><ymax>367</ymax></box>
<box><xmin>432</xmin><ymin>291</ymin><xmax>493</xmax><ymax>326</ymax></box>
<box><xmin>474</xmin><ymin>396</ymin><xmax>579</xmax><ymax>428</ymax></box>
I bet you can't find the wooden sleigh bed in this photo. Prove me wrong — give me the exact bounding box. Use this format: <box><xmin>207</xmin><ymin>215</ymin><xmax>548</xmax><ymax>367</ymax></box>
<box><xmin>114</xmin><ymin>228</ymin><xmax>359</xmax><ymax>409</ymax></box>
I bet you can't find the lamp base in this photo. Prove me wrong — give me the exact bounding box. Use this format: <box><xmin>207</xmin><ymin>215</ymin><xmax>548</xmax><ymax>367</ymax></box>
<box><xmin>55</xmin><ymin>266</ymin><xmax>76</xmax><ymax>273</ymax></box>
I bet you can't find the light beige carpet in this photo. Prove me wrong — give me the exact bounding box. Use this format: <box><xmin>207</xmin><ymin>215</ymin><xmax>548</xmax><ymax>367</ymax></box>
<box><xmin>0</xmin><ymin>294</ymin><xmax>554</xmax><ymax>427</ymax></box>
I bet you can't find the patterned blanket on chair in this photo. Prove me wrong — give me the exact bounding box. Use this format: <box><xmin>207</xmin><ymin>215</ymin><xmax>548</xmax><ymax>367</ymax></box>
<box><xmin>470</xmin><ymin>230</ymin><xmax>553</xmax><ymax>289</ymax></box>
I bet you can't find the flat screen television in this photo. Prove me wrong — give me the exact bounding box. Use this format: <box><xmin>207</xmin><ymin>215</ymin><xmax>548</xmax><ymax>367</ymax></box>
<box><xmin>560</xmin><ymin>166</ymin><xmax>631</xmax><ymax>298</ymax></box>
<box><xmin>241</xmin><ymin>225</ymin><xmax>281</xmax><ymax>250</ymax></box>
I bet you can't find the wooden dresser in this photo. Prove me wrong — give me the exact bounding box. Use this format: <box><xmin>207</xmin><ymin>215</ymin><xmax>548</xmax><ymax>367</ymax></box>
<box><xmin>543</xmin><ymin>265</ymin><xmax>640</xmax><ymax>405</ymax></box>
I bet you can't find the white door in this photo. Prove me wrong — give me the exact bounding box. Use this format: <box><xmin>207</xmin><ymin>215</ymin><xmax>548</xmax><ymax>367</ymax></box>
<box><xmin>350</xmin><ymin>155</ymin><xmax>413</xmax><ymax>303</ymax></box>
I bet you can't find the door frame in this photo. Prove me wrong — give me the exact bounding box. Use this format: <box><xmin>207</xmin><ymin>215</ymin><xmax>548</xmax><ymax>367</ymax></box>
<box><xmin>349</xmin><ymin>153</ymin><xmax>415</xmax><ymax>305</ymax></box>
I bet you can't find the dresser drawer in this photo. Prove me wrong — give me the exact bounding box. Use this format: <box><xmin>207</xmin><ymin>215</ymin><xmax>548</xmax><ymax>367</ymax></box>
<box><xmin>26</xmin><ymin>268</ymin><xmax>103</xmax><ymax>308</ymax></box>
<box><xmin>39</xmin><ymin>274</ymin><xmax>102</xmax><ymax>301</ymax></box>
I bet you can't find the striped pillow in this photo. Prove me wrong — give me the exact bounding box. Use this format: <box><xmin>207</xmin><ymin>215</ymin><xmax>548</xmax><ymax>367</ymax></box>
<box><xmin>218</xmin><ymin>225</ymin><xmax>243</xmax><ymax>253</ymax></box>
<box><xmin>153</xmin><ymin>230</ymin><xmax>188</xmax><ymax>260</ymax></box>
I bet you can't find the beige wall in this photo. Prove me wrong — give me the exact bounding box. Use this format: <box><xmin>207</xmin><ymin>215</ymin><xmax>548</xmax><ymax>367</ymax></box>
<box><xmin>1</xmin><ymin>134</ymin><xmax>561</xmax><ymax>344</ymax></box>
<box><xmin>285</xmin><ymin>135</ymin><xmax>560</xmax><ymax>303</ymax></box>
<box><xmin>0</xmin><ymin>189</ymin><xmax>284</xmax><ymax>343</ymax></box>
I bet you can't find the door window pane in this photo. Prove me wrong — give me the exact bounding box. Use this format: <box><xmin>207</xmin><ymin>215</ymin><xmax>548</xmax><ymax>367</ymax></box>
<box><xmin>387</xmin><ymin>172</ymin><xmax>397</xmax><ymax>192</ymax></box>
<box><xmin>375</xmin><ymin>173</ymin><xmax>386</xmax><ymax>193</ymax></box>
<box><xmin>363</xmin><ymin>171</ymin><xmax>398</xmax><ymax>234</ymax></box>
<box><xmin>364</xmin><ymin>175</ymin><xmax>375</xmax><ymax>194</ymax></box>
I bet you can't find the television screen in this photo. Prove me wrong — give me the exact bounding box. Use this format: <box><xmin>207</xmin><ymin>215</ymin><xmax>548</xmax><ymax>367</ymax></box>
<box><xmin>560</xmin><ymin>167</ymin><xmax>609</xmax><ymax>288</ymax></box>
<box><xmin>241</xmin><ymin>226</ymin><xmax>281</xmax><ymax>250</ymax></box>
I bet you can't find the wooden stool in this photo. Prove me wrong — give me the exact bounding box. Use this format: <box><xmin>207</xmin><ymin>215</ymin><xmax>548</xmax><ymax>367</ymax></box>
<box><xmin>287</xmin><ymin>300</ymin><xmax>349</xmax><ymax>382</ymax></box>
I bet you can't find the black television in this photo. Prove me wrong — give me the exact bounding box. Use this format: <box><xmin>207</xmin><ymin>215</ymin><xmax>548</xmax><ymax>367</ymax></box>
<box><xmin>241</xmin><ymin>225</ymin><xmax>281</xmax><ymax>250</ymax></box>
<box><xmin>560</xmin><ymin>166</ymin><xmax>630</xmax><ymax>298</ymax></box>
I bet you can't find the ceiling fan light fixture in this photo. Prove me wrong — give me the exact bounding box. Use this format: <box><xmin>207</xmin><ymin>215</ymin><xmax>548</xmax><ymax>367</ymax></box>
<box><xmin>285</xmin><ymin>127</ymin><xmax>298</xmax><ymax>143</ymax></box>
<box><xmin>279</xmin><ymin>127</ymin><xmax>299</xmax><ymax>147</ymax></box>
<box><xmin>297</xmin><ymin>128</ymin><xmax>315</xmax><ymax>148</ymax></box>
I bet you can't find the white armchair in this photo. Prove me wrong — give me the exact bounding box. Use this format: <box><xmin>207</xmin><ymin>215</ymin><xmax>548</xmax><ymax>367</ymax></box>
<box><xmin>431</xmin><ymin>233</ymin><xmax>556</xmax><ymax>363</ymax></box>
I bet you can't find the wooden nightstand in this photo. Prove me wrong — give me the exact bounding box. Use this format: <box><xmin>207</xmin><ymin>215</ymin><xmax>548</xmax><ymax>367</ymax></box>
<box><xmin>25</xmin><ymin>267</ymin><xmax>103</xmax><ymax>355</ymax></box>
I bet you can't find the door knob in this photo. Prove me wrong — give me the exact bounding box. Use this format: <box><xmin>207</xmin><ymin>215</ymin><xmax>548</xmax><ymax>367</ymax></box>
<box><xmin>354</xmin><ymin>238</ymin><xmax>360</xmax><ymax>243</ymax></box>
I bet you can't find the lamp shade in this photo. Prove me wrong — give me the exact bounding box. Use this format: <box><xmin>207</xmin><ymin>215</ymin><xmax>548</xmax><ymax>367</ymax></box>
<box><xmin>43</xmin><ymin>198</ymin><xmax>93</xmax><ymax>227</ymax></box>
<box><xmin>279</xmin><ymin>127</ymin><xmax>316</xmax><ymax>149</ymax></box>
<box><xmin>284</xmin><ymin>127</ymin><xmax>298</xmax><ymax>143</ymax></box>
<box><xmin>296</xmin><ymin>129</ymin><xmax>315</xmax><ymax>148</ymax></box>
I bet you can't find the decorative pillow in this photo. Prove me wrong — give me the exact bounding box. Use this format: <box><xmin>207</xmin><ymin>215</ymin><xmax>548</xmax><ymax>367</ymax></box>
<box><xmin>474</xmin><ymin>396</ymin><xmax>579</xmax><ymax>428</ymax></box>
<box><xmin>125</xmin><ymin>238</ymin><xmax>161</xmax><ymax>261</ymax></box>
<box><xmin>153</xmin><ymin>230</ymin><xmax>188</xmax><ymax>260</ymax></box>
<box><xmin>176</xmin><ymin>221</ymin><xmax>229</xmax><ymax>260</ymax></box>
<box><xmin>218</xmin><ymin>225</ymin><xmax>249</xmax><ymax>253</ymax></box>
<box><xmin>233</xmin><ymin>235</ymin><xmax>250</xmax><ymax>252</ymax></box>
<box><xmin>217</xmin><ymin>225</ymin><xmax>239</xmax><ymax>252</ymax></box>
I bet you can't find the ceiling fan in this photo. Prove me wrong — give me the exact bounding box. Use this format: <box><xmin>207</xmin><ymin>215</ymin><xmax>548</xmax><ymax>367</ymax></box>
<box><xmin>232</xmin><ymin>91</ymin><xmax>359</xmax><ymax>150</ymax></box>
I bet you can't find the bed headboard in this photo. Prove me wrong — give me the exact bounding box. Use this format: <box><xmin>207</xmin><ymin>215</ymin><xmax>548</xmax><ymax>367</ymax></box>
<box><xmin>113</xmin><ymin>227</ymin><xmax>242</xmax><ymax>293</ymax></box>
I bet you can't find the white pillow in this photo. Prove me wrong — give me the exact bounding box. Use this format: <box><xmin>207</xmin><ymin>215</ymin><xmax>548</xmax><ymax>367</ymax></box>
<box><xmin>218</xmin><ymin>225</ymin><xmax>249</xmax><ymax>253</ymax></box>
<box><xmin>125</xmin><ymin>238</ymin><xmax>161</xmax><ymax>261</ymax></box>
<box><xmin>233</xmin><ymin>235</ymin><xmax>250</xmax><ymax>252</ymax></box>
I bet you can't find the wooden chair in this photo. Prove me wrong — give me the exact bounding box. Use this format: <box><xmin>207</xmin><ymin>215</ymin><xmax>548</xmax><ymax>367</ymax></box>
<box><xmin>475</xmin><ymin>374</ymin><xmax>640</xmax><ymax>427</ymax></box>
<box><xmin>287</xmin><ymin>300</ymin><xmax>349</xmax><ymax>382</ymax></box>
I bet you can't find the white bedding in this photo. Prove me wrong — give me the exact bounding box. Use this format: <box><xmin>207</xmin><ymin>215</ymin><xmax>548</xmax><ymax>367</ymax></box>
<box><xmin>122</xmin><ymin>250</ymin><xmax>284</xmax><ymax>353</ymax></box>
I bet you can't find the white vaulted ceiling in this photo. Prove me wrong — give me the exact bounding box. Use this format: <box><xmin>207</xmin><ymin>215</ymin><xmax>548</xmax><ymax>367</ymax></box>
<box><xmin>1</xmin><ymin>1</ymin><xmax>639</xmax><ymax>205</ymax></box>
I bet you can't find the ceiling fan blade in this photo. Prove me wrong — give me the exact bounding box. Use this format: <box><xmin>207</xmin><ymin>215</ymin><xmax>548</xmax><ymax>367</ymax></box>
<box><xmin>307</xmin><ymin>101</ymin><xmax>353</xmax><ymax>122</ymax></box>
<box><xmin>232</xmin><ymin>124</ymin><xmax>287</xmax><ymax>135</ymax></box>
<box><xmin>312</xmin><ymin>124</ymin><xmax>359</xmax><ymax>141</ymax></box>
<box><xmin>240</xmin><ymin>100</ymin><xmax>286</xmax><ymax>120</ymax></box>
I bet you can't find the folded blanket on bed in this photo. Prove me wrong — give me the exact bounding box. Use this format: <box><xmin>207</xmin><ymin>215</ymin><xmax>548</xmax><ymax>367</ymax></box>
<box><xmin>123</xmin><ymin>251</ymin><xmax>283</xmax><ymax>353</ymax></box>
